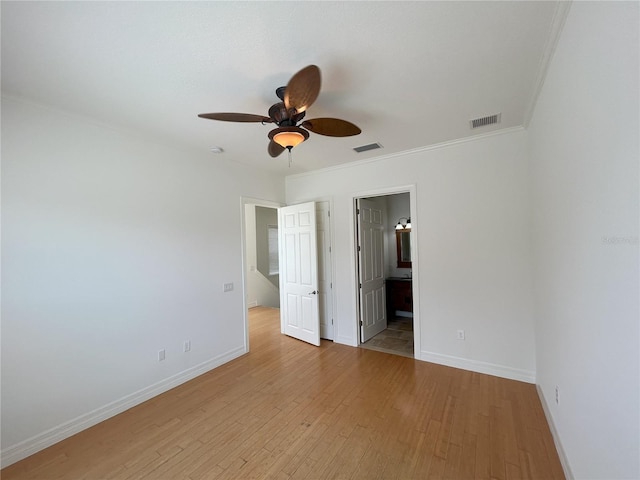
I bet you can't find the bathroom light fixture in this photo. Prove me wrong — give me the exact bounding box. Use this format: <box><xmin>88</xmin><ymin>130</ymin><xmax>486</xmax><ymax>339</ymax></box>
<box><xmin>395</xmin><ymin>217</ymin><xmax>411</xmax><ymax>230</ymax></box>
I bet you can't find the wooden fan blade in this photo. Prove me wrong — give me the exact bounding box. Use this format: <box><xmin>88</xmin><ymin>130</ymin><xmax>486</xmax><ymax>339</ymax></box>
<box><xmin>198</xmin><ymin>113</ymin><xmax>272</xmax><ymax>123</ymax></box>
<box><xmin>301</xmin><ymin>118</ymin><xmax>361</xmax><ymax>137</ymax></box>
<box><xmin>284</xmin><ymin>65</ymin><xmax>321</xmax><ymax>113</ymax></box>
<box><xmin>268</xmin><ymin>140</ymin><xmax>285</xmax><ymax>157</ymax></box>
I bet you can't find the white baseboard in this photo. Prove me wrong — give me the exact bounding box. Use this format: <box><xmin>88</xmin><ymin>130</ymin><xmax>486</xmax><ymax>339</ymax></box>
<box><xmin>247</xmin><ymin>300</ymin><xmax>258</xmax><ymax>308</ymax></box>
<box><xmin>335</xmin><ymin>335</ymin><xmax>358</xmax><ymax>347</ymax></box>
<box><xmin>0</xmin><ymin>346</ymin><xmax>246</xmax><ymax>468</ymax></box>
<box><xmin>419</xmin><ymin>350</ymin><xmax>536</xmax><ymax>384</ymax></box>
<box><xmin>536</xmin><ymin>384</ymin><xmax>574</xmax><ymax>480</ymax></box>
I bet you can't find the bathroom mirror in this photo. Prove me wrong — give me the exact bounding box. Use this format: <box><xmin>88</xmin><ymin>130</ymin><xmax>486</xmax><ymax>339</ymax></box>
<box><xmin>396</xmin><ymin>229</ymin><xmax>411</xmax><ymax>268</ymax></box>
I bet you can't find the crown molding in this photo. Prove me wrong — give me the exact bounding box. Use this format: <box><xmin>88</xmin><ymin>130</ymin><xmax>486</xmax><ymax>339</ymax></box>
<box><xmin>523</xmin><ymin>1</ymin><xmax>573</xmax><ymax>128</ymax></box>
<box><xmin>286</xmin><ymin>126</ymin><xmax>526</xmax><ymax>180</ymax></box>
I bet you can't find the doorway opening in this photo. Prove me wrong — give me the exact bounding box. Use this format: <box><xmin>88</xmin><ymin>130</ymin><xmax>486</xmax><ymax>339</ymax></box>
<box><xmin>242</xmin><ymin>198</ymin><xmax>335</xmax><ymax>352</ymax></box>
<box><xmin>241</xmin><ymin>198</ymin><xmax>283</xmax><ymax>352</ymax></box>
<box><xmin>354</xmin><ymin>191</ymin><xmax>417</xmax><ymax>358</ymax></box>
<box><xmin>245</xmin><ymin>204</ymin><xmax>281</xmax><ymax>310</ymax></box>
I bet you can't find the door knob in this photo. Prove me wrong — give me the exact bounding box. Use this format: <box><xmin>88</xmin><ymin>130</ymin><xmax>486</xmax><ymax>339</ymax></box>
<box><xmin>308</xmin><ymin>290</ymin><xmax>318</xmax><ymax>295</ymax></box>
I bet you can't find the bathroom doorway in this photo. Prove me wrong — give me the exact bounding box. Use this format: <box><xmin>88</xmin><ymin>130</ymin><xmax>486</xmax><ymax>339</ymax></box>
<box><xmin>354</xmin><ymin>191</ymin><xmax>416</xmax><ymax>358</ymax></box>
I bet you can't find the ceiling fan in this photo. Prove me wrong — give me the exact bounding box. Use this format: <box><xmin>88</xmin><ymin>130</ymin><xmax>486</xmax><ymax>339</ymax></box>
<box><xmin>198</xmin><ymin>65</ymin><xmax>361</xmax><ymax>160</ymax></box>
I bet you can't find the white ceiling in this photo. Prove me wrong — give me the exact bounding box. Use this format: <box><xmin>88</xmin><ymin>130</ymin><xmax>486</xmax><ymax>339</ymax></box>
<box><xmin>1</xmin><ymin>1</ymin><xmax>564</xmax><ymax>175</ymax></box>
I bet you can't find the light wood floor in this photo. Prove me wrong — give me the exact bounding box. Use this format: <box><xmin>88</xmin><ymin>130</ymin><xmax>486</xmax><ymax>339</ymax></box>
<box><xmin>2</xmin><ymin>307</ymin><xmax>564</xmax><ymax>479</ymax></box>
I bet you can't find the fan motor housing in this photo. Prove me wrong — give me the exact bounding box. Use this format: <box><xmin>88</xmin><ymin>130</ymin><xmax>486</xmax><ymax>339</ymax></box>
<box><xmin>268</xmin><ymin>102</ymin><xmax>305</xmax><ymax>127</ymax></box>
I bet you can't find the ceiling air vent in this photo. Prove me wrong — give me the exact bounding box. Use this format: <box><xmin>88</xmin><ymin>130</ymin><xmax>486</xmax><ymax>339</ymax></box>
<box><xmin>353</xmin><ymin>142</ymin><xmax>383</xmax><ymax>153</ymax></box>
<box><xmin>470</xmin><ymin>113</ymin><xmax>501</xmax><ymax>129</ymax></box>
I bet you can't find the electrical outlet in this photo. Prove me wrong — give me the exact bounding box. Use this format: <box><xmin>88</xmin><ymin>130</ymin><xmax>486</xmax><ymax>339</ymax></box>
<box><xmin>158</xmin><ymin>349</ymin><xmax>166</xmax><ymax>362</ymax></box>
<box><xmin>184</xmin><ymin>340</ymin><xmax>191</xmax><ymax>352</ymax></box>
<box><xmin>555</xmin><ymin>385</ymin><xmax>559</xmax><ymax>404</ymax></box>
<box><xmin>457</xmin><ymin>329</ymin><xmax>465</xmax><ymax>340</ymax></box>
<box><xmin>223</xmin><ymin>282</ymin><xmax>234</xmax><ymax>292</ymax></box>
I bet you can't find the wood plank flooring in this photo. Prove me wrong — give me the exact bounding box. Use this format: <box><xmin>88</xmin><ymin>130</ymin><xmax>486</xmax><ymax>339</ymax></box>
<box><xmin>2</xmin><ymin>307</ymin><xmax>564</xmax><ymax>479</ymax></box>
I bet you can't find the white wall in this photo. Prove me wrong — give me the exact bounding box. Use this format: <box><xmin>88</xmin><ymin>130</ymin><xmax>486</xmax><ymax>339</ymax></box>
<box><xmin>286</xmin><ymin>129</ymin><xmax>536</xmax><ymax>382</ymax></box>
<box><xmin>244</xmin><ymin>203</ymin><xmax>259</xmax><ymax>307</ymax></box>
<box><xmin>527</xmin><ymin>2</ymin><xmax>639</xmax><ymax>478</ymax></box>
<box><xmin>255</xmin><ymin>206</ymin><xmax>279</xmax><ymax>291</ymax></box>
<box><xmin>0</xmin><ymin>96</ymin><xmax>285</xmax><ymax>466</ymax></box>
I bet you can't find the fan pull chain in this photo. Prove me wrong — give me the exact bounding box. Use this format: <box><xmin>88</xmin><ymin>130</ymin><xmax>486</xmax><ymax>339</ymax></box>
<box><xmin>287</xmin><ymin>147</ymin><xmax>293</xmax><ymax>168</ymax></box>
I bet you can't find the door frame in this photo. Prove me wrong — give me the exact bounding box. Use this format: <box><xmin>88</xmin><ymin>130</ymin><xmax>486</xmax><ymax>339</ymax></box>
<box><xmin>240</xmin><ymin>196</ymin><xmax>284</xmax><ymax>353</ymax></box>
<box><xmin>315</xmin><ymin>200</ymin><xmax>336</xmax><ymax>341</ymax></box>
<box><xmin>351</xmin><ymin>185</ymin><xmax>421</xmax><ymax>358</ymax></box>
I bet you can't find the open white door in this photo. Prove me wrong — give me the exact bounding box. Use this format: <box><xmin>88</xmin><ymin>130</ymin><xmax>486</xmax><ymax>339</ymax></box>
<box><xmin>279</xmin><ymin>202</ymin><xmax>320</xmax><ymax>346</ymax></box>
<box><xmin>357</xmin><ymin>198</ymin><xmax>387</xmax><ymax>342</ymax></box>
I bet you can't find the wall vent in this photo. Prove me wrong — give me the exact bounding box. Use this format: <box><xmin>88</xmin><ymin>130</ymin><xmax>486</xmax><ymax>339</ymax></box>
<box><xmin>353</xmin><ymin>142</ymin><xmax>383</xmax><ymax>153</ymax></box>
<box><xmin>470</xmin><ymin>113</ymin><xmax>501</xmax><ymax>129</ymax></box>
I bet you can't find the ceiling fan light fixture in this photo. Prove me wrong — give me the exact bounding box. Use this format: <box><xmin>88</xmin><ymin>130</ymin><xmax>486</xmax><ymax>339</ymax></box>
<box><xmin>274</xmin><ymin>131</ymin><xmax>305</xmax><ymax>149</ymax></box>
<box><xmin>199</xmin><ymin>65</ymin><xmax>360</xmax><ymax>159</ymax></box>
<box><xmin>268</xmin><ymin>126</ymin><xmax>309</xmax><ymax>149</ymax></box>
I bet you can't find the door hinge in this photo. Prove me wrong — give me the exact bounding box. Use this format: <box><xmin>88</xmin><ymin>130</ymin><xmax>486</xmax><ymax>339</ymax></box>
<box><xmin>356</xmin><ymin>208</ymin><xmax>360</xmax><ymax>215</ymax></box>
<box><xmin>329</xmin><ymin>246</ymin><xmax>331</xmax><ymax>253</ymax></box>
<box><xmin>359</xmin><ymin>283</ymin><xmax>362</xmax><ymax>288</ymax></box>
<box><xmin>328</xmin><ymin>211</ymin><xmax>330</xmax><ymax>217</ymax></box>
<box><xmin>360</xmin><ymin>320</ymin><xmax>363</xmax><ymax>326</ymax></box>
<box><xmin>357</xmin><ymin>245</ymin><xmax>361</xmax><ymax>252</ymax></box>
<box><xmin>331</xmin><ymin>318</ymin><xmax>334</xmax><ymax>325</ymax></box>
<box><xmin>330</xmin><ymin>282</ymin><xmax>332</xmax><ymax>289</ymax></box>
